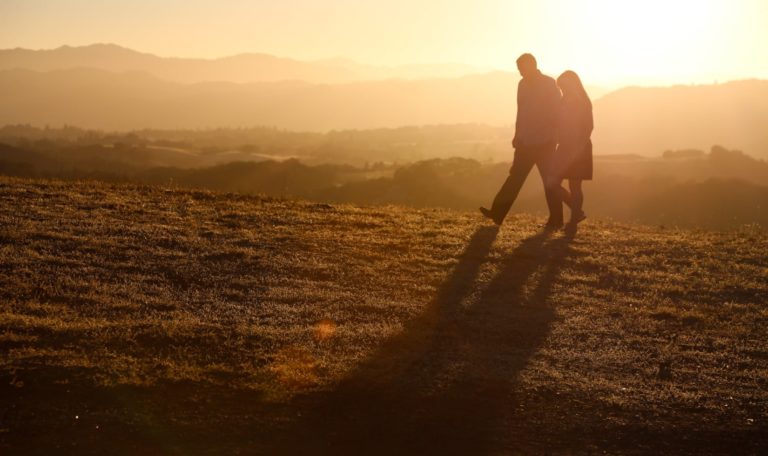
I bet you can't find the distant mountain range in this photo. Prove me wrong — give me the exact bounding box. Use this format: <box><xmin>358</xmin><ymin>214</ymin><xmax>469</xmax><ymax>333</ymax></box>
<box><xmin>593</xmin><ymin>80</ymin><xmax>768</xmax><ymax>157</ymax></box>
<box><xmin>0</xmin><ymin>67</ymin><xmax>519</xmax><ymax>130</ymax></box>
<box><xmin>1</xmin><ymin>44</ymin><xmax>766</xmax><ymax>158</ymax></box>
<box><xmin>0</xmin><ymin>43</ymin><xmax>490</xmax><ymax>84</ymax></box>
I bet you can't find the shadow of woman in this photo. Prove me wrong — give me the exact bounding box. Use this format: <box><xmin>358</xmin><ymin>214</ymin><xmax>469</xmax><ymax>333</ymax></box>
<box><xmin>268</xmin><ymin>226</ymin><xmax>576</xmax><ymax>455</ymax></box>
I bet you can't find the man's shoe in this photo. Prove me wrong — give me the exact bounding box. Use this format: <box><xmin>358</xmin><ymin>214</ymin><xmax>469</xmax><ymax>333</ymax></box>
<box><xmin>479</xmin><ymin>207</ymin><xmax>503</xmax><ymax>225</ymax></box>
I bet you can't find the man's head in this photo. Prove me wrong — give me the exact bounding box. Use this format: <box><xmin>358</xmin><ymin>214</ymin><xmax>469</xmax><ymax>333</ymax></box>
<box><xmin>516</xmin><ymin>53</ymin><xmax>538</xmax><ymax>79</ymax></box>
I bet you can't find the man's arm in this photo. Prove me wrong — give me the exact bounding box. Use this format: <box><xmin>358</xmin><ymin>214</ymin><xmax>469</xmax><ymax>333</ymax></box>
<box><xmin>512</xmin><ymin>79</ymin><xmax>524</xmax><ymax>148</ymax></box>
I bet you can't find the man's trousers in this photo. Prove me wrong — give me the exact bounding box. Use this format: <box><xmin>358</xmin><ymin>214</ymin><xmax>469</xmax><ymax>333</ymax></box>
<box><xmin>489</xmin><ymin>143</ymin><xmax>563</xmax><ymax>225</ymax></box>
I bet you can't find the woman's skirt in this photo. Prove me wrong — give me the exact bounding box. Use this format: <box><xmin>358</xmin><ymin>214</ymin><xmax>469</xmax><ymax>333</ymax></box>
<box><xmin>550</xmin><ymin>139</ymin><xmax>593</xmax><ymax>180</ymax></box>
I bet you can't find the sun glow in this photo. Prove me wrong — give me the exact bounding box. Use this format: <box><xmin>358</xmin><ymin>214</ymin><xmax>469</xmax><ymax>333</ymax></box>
<box><xmin>1</xmin><ymin>0</ymin><xmax>765</xmax><ymax>87</ymax></box>
<box><xmin>519</xmin><ymin>0</ymin><xmax>737</xmax><ymax>86</ymax></box>
<box><xmin>582</xmin><ymin>0</ymin><xmax>726</xmax><ymax>83</ymax></box>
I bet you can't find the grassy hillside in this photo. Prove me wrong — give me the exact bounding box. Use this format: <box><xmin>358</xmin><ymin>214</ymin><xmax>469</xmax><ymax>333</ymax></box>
<box><xmin>1</xmin><ymin>177</ymin><xmax>766</xmax><ymax>454</ymax></box>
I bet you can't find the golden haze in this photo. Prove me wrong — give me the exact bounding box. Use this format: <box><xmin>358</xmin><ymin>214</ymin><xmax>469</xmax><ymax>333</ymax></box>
<box><xmin>0</xmin><ymin>0</ymin><xmax>766</xmax><ymax>86</ymax></box>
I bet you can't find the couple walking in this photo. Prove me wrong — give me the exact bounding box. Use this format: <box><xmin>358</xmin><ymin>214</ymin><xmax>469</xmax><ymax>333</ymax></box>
<box><xmin>480</xmin><ymin>53</ymin><xmax>593</xmax><ymax>232</ymax></box>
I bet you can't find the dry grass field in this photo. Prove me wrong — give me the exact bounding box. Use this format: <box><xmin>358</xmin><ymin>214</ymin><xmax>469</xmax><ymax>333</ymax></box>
<box><xmin>1</xmin><ymin>176</ymin><xmax>766</xmax><ymax>454</ymax></box>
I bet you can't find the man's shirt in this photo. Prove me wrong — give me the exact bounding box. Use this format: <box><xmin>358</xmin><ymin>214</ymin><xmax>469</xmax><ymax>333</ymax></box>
<box><xmin>514</xmin><ymin>70</ymin><xmax>561</xmax><ymax>147</ymax></box>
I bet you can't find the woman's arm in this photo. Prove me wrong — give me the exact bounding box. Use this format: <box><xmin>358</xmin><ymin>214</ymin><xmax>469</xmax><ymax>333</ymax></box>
<box><xmin>578</xmin><ymin>103</ymin><xmax>594</xmax><ymax>147</ymax></box>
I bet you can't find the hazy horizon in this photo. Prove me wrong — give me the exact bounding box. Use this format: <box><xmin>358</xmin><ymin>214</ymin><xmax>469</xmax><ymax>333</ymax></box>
<box><xmin>2</xmin><ymin>0</ymin><xmax>767</xmax><ymax>87</ymax></box>
<box><xmin>4</xmin><ymin>42</ymin><xmax>768</xmax><ymax>91</ymax></box>
<box><xmin>4</xmin><ymin>42</ymin><xmax>489</xmax><ymax>71</ymax></box>
<box><xmin>2</xmin><ymin>2</ymin><xmax>768</xmax><ymax>157</ymax></box>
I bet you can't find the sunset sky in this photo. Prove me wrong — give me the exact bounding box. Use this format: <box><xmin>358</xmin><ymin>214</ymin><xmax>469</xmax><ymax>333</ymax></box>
<box><xmin>1</xmin><ymin>0</ymin><xmax>766</xmax><ymax>87</ymax></box>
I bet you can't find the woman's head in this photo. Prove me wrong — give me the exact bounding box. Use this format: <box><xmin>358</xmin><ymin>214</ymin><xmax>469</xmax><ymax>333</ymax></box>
<box><xmin>557</xmin><ymin>70</ymin><xmax>589</xmax><ymax>101</ymax></box>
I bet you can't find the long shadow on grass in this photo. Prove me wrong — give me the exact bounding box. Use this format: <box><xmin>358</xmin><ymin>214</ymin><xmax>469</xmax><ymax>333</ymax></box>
<box><xmin>268</xmin><ymin>226</ymin><xmax>575</xmax><ymax>455</ymax></box>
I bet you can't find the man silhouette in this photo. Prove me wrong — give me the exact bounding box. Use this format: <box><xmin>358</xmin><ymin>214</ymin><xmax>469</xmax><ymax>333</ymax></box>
<box><xmin>480</xmin><ymin>53</ymin><xmax>563</xmax><ymax>228</ymax></box>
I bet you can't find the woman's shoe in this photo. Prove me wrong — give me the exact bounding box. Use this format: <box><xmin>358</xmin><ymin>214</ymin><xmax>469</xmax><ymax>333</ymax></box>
<box><xmin>541</xmin><ymin>219</ymin><xmax>564</xmax><ymax>231</ymax></box>
<box><xmin>568</xmin><ymin>211</ymin><xmax>586</xmax><ymax>225</ymax></box>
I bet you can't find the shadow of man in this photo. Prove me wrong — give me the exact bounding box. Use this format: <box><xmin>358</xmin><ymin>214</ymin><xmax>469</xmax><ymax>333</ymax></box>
<box><xmin>268</xmin><ymin>226</ymin><xmax>576</xmax><ymax>455</ymax></box>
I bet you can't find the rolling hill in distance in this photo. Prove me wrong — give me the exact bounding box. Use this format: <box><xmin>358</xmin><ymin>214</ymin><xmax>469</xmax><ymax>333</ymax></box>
<box><xmin>1</xmin><ymin>44</ymin><xmax>767</xmax><ymax>158</ymax></box>
<box><xmin>0</xmin><ymin>67</ymin><xmax>520</xmax><ymax>131</ymax></box>
<box><xmin>594</xmin><ymin>80</ymin><xmax>768</xmax><ymax>158</ymax></box>
<box><xmin>0</xmin><ymin>43</ymin><xmax>489</xmax><ymax>84</ymax></box>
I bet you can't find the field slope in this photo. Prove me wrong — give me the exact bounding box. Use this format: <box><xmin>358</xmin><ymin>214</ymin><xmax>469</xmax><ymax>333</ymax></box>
<box><xmin>1</xmin><ymin>177</ymin><xmax>767</xmax><ymax>455</ymax></box>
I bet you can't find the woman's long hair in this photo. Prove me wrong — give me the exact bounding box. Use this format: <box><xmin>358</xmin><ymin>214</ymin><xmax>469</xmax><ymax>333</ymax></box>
<box><xmin>557</xmin><ymin>70</ymin><xmax>592</xmax><ymax>109</ymax></box>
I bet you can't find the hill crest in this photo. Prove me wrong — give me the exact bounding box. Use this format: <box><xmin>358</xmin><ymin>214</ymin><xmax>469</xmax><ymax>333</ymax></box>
<box><xmin>0</xmin><ymin>43</ymin><xmax>489</xmax><ymax>84</ymax></box>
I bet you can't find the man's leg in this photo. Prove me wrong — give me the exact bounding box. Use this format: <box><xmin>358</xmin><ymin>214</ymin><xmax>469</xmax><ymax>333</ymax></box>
<box><xmin>488</xmin><ymin>147</ymin><xmax>536</xmax><ymax>224</ymax></box>
<box><xmin>535</xmin><ymin>144</ymin><xmax>564</xmax><ymax>226</ymax></box>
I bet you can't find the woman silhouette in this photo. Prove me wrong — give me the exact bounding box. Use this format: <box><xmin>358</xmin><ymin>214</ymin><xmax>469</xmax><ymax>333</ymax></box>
<box><xmin>547</xmin><ymin>70</ymin><xmax>593</xmax><ymax>231</ymax></box>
